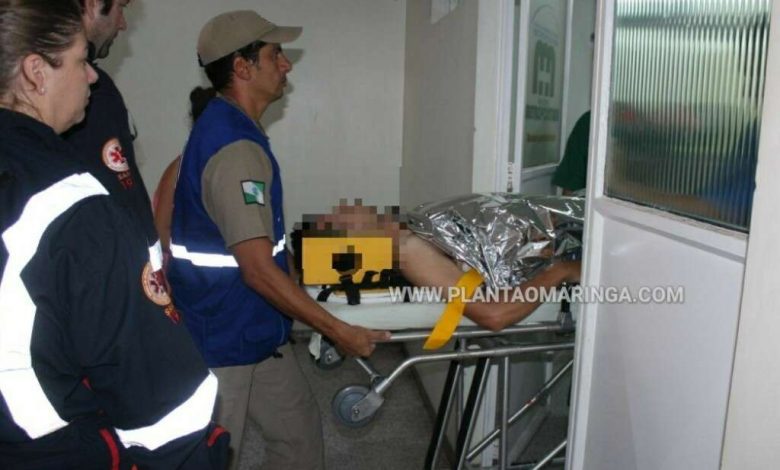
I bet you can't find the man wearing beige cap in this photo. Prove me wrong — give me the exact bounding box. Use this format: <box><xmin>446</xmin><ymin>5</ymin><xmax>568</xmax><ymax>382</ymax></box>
<box><xmin>167</xmin><ymin>10</ymin><xmax>390</xmax><ymax>469</ymax></box>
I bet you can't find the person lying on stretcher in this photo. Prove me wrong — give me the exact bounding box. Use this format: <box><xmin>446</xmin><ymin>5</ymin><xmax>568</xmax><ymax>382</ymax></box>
<box><xmin>154</xmin><ymin>183</ymin><xmax>580</xmax><ymax>335</ymax></box>
<box><xmin>302</xmin><ymin>201</ymin><xmax>582</xmax><ymax>332</ymax></box>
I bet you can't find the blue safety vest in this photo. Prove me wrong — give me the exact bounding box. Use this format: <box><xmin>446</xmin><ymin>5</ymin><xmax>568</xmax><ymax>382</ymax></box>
<box><xmin>168</xmin><ymin>97</ymin><xmax>291</xmax><ymax>367</ymax></box>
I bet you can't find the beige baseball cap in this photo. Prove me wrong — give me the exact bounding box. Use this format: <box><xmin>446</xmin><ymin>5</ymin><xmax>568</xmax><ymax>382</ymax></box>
<box><xmin>197</xmin><ymin>10</ymin><xmax>301</xmax><ymax>66</ymax></box>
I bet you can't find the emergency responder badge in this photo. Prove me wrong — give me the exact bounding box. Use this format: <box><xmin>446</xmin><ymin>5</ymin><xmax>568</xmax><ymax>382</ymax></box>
<box><xmin>102</xmin><ymin>137</ymin><xmax>130</xmax><ymax>173</ymax></box>
<box><xmin>242</xmin><ymin>180</ymin><xmax>265</xmax><ymax>205</ymax></box>
<box><xmin>141</xmin><ymin>261</ymin><xmax>172</xmax><ymax>307</ymax></box>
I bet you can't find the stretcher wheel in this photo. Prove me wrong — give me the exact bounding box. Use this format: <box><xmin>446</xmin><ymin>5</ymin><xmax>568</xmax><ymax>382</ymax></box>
<box><xmin>332</xmin><ymin>385</ymin><xmax>373</xmax><ymax>427</ymax></box>
<box><xmin>315</xmin><ymin>342</ymin><xmax>344</xmax><ymax>370</ymax></box>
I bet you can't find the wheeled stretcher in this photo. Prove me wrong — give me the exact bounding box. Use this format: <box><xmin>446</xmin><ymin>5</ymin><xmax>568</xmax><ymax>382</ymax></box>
<box><xmin>299</xmin><ymin>194</ymin><xmax>583</xmax><ymax>468</ymax></box>
<box><xmin>307</xmin><ymin>287</ymin><xmax>576</xmax><ymax>469</ymax></box>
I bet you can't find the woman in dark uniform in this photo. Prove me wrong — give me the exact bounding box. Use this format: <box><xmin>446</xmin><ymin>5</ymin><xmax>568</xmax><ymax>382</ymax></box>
<box><xmin>0</xmin><ymin>1</ymin><xmax>227</xmax><ymax>468</ymax></box>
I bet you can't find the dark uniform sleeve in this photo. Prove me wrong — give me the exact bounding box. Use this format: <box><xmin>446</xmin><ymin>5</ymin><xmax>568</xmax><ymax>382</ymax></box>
<box><xmin>552</xmin><ymin>111</ymin><xmax>591</xmax><ymax>192</ymax></box>
<box><xmin>22</xmin><ymin>197</ymin><xmax>227</xmax><ymax>469</ymax></box>
<box><xmin>63</xmin><ymin>66</ymin><xmax>157</xmax><ymax>242</ymax></box>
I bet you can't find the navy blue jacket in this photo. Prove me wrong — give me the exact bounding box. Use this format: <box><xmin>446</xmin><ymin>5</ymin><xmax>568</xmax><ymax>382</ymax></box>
<box><xmin>63</xmin><ymin>64</ymin><xmax>157</xmax><ymax>244</ymax></box>
<box><xmin>0</xmin><ymin>109</ymin><xmax>227</xmax><ymax>470</ymax></box>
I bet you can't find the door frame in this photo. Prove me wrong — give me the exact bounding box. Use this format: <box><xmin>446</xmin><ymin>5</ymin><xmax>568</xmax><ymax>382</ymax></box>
<box><xmin>566</xmin><ymin>0</ymin><xmax>754</xmax><ymax>467</ymax></box>
<box><xmin>473</xmin><ymin>0</ymin><xmax>515</xmax><ymax>193</ymax></box>
<box><xmin>487</xmin><ymin>0</ymin><xmax>575</xmax><ymax>194</ymax></box>
<box><xmin>721</xmin><ymin>0</ymin><xmax>780</xmax><ymax>466</ymax></box>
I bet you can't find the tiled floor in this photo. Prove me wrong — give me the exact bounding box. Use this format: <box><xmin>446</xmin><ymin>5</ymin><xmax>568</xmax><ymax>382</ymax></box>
<box><xmin>238</xmin><ymin>335</ymin><xmax>446</xmax><ymax>469</ymax></box>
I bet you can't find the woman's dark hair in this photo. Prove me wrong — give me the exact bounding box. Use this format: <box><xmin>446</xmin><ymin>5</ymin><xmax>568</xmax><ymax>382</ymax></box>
<box><xmin>0</xmin><ymin>0</ymin><xmax>83</xmax><ymax>101</ymax></box>
<box><xmin>203</xmin><ymin>40</ymin><xmax>267</xmax><ymax>92</ymax></box>
<box><xmin>189</xmin><ymin>86</ymin><xmax>216</xmax><ymax>123</ymax></box>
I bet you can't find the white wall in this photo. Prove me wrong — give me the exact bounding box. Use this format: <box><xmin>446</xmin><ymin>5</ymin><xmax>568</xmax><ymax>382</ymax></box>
<box><xmin>102</xmin><ymin>0</ymin><xmax>406</xmax><ymax>230</ymax></box>
<box><xmin>399</xmin><ymin>0</ymin><xmax>479</xmax><ymax>210</ymax></box>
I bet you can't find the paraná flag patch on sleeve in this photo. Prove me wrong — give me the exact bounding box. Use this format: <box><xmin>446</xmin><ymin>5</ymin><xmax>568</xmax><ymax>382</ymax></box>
<box><xmin>241</xmin><ymin>180</ymin><xmax>265</xmax><ymax>205</ymax></box>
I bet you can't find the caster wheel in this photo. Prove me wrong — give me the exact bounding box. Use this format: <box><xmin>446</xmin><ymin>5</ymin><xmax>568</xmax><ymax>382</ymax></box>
<box><xmin>332</xmin><ymin>385</ymin><xmax>373</xmax><ymax>427</ymax></box>
<box><xmin>315</xmin><ymin>341</ymin><xmax>344</xmax><ymax>370</ymax></box>
<box><xmin>316</xmin><ymin>347</ymin><xmax>344</xmax><ymax>370</ymax></box>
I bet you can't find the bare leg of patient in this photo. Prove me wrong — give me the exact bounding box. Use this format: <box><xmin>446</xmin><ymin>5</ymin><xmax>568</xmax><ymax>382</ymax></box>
<box><xmin>398</xmin><ymin>231</ymin><xmax>580</xmax><ymax>331</ymax></box>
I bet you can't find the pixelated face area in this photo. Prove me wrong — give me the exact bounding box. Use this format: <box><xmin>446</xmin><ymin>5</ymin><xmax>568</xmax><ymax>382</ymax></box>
<box><xmin>297</xmin><ymin>202</ymin><xmax>408</xmax><ymax>267</ymax></box>
<box><xmin>300</xmin><ymin>202</ymin><xmax>406</xmax><ymax>239</ymax></box>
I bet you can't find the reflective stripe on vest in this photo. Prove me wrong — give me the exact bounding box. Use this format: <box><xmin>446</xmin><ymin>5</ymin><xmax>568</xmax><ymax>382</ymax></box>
<box><xmin>115</xmin><ymin>372</ymin><xmax>218</xmax><ymax>451</ymax></box>
<box><xmin>170</xmin><ymin>243</ymin><xmax>238</xmax><ymax>268</ymax></box>
<box><xmin>0</xmin><ymin>173</ymin><xmax>108</xmax><ymax>439</ymax></box>
<box><xmin>170</xmin><ymin>234</ymin><xmax>286</xmax><ymax>267</ymax></box>
<box><xmin>272</xmin><ymin>235</ymin><xmax>286</xmax><ymax>257</ymax></box>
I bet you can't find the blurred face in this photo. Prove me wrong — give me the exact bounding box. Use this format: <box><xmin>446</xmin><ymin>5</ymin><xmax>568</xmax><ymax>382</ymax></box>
<box><xmin>251</xmin><ymin>43</ymin><xmax>292</xmax><ymax>103</ymax></box>
<box><xmin>314</xmin><ymin>205</ymin><xmax>405</xmax><ymax>241</ymax></box>
<box><xmin>46</xmin><ymin>33</ymin><xmax>99</xmax><ymax>133</ymax></box>
<box><xmin>89</xmin><ymin>0</ymin><xmax>129</xmax><ymax>59</ymax></box>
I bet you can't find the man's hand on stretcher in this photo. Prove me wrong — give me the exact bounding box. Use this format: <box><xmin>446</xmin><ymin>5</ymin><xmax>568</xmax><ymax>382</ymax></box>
<box><xmin>328</xmin><ymin>323</ymin><xmax>391</xmax><ymax>357</ymax></box>
<box><xmin>232</xmin><ymin>237</ymin><xmax>391</xmax><ymax>357</ymax></box>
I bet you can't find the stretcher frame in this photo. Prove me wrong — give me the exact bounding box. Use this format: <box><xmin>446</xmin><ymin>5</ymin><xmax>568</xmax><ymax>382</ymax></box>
<box><xmin>321</xmin><ymin>298</ymin><xmax>576</xmax><ymax>470</ymax></box>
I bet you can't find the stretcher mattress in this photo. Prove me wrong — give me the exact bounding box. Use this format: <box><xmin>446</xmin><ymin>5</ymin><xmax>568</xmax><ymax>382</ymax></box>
<box><xmin>306</xmin><ymin>287</ymin><xmax>568</xmax><ymax>358</ymax></box>
<box><xmin>306</xmin><ymin>287</ymin><xmax>564</xmax><ymax>329</ymax></box>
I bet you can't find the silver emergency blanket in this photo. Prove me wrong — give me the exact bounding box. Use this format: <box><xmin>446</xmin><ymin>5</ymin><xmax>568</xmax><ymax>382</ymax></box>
<box><xmin>407</xmin><ymin>193</ymin><xmax>584</xmax><ymax>289</ymax></box>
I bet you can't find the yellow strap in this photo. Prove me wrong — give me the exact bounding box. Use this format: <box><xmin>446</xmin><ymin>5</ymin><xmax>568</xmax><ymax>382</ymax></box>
<box><xmin>423</xmin><ymin>269</ymin><xmax>484</xmax><ymax>350</ymax></box>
